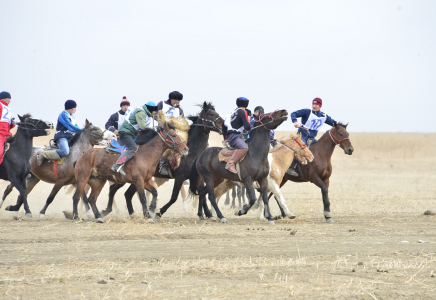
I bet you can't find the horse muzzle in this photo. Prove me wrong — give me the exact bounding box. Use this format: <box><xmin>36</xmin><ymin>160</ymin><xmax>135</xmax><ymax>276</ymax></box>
<box><xmin>343</xmin><ymin>147</ymin><xmax>354</xmax><ymax>155</ymax></box>
<box><xmin>180</xmin><ymin>146</ymin><xmax>189</xmax><ymax>156</ymax></box>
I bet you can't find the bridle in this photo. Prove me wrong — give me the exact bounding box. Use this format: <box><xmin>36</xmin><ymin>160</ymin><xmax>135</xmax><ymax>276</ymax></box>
<box><xmin>83</xmin><ymin>127</ymin><xmax>107</xmax><ymax>145</ymax></box>
<box><xmin>190</xmin><ymin>113</ymin><xmax>223</xmax><ymax>134</ymax></box>
<box><xmin>17</xmin><ymin>118</ymin><xmax>51</xmax><ymax>136</ymax></box>
<box><xmin>251</xmin><ymin>110</ymin><xmax>286</xmax><ymax>131</ymax></box>
<box><xmin>329</xmin><ymin>129</ymin><xmax>349</xmax><ymax>147</ymax></box>
<box><xmin>278</xmin><ymin>137</ymin><xmax>308</xmax><ymax>159</ymax></box>
<box><xmin>156</xmin><ymin>126</ymin><xmax>187</xmax><ymax>153</ymax></box>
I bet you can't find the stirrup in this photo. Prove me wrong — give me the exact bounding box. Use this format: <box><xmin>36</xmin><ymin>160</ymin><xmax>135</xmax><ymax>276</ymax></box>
<box><xmin>286</xmin><ymin>167</ymin><xmax>299</xmax><ymax>177</ymax></box>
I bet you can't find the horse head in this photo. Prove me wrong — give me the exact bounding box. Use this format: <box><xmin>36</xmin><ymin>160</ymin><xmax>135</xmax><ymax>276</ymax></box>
<box><xmin>17</xmin><ymin>114</ymin><xmax>53</xmax><ymax>137</ymax></box>
<box><xmin>330</xmin><ymin>122</ymin><xmax>354</xmax><ymax>155</ymax></box>
<box><xmin>83</xmin><ymin>119</ymin><xmax>106</xmax><ymax>146</ymax></box>
<box><xmin>254</xmin><ymin>109</ymin><xmax>288</xmax><ymax>130</ymax></box>
<box><xmin>157</xmin><ymin>111</ymin><xmax>189</xmax><ymax>155</ymax></box>
<box><xmin>197</xmin><ymin>101</ymin><xmax>224</xmax><ymax>134</ymax></box>
<box><xmin>292</xmin><ymin>132</ymin><xmax>314</xmax><ymax>164</ymax></box>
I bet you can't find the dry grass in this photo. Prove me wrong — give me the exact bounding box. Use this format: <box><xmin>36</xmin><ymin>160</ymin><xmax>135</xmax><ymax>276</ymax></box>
<box><xmin>0</xmin><ymin>131</ymin><xmax>436</xmax><ymax>299</ymax></box>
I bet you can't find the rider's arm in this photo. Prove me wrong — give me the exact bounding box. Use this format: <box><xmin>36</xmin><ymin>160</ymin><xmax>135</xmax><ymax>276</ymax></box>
<box><xmin>325</xmin><ymin>115</ymin><xmax>336</xmax><ymax>126</ymax></box>
<box><xmin>58</xmin><ymin>111</ymin><xmax>82</xmax><ymax>133</ymax></box>
<box><xmin>105</xmin><ymin>112</ymin><xmax>117</xmax><ymax>132</ymax></box>
<box><xmin>222</xmin><ymin>125</ymin><xmax>228</xmax><ymax>140</ymax></box>
<box><xmin>238</xmin><ymin>109</ymin><xmax>251</xmax><ymax>131</ymax></box>
<box><xmin>135</xmin><ymin>111</ymin><xmax>150</xmax><ymax>130</ymax></box>
<box><xmin>290</xmin><ymin>108</ymin><xmax>310</xmax><ymax>123</ymax></box>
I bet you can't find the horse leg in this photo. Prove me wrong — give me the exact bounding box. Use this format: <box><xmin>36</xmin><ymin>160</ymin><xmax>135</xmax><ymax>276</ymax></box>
<box><xmin>0</xmin><ymin>183</ymin><xmax>14</xmax><ymax>208</ymax></box>
<box><xmin>180</xmin><ymin>185</ymin><xmax>188</xmax><ymax>212</ymax></box>
<box><xmin>5</xmin><ymin>174</ymin><xmax>40</xmax><ymax>212</ymax></box>
<box><xmin>242</xmin><ymin>186</ymin><xmax>247</xmax><ymax>206</ymax></box>
<box><xmin>124</xmin><ymin>184</ymin><xmax>137</xmax><ymax>217</ymax></box>
<box><xmin>156</xmin><ymin>176</ymin><xmax>184</xmax><ymax>218</ymax></box>
<box><xmin>231</xmin><ymin>187</ymin><xmax>237</xmax><ymax>208</ymax></box>
<box><xmin>146</xmin><ymin>185</ymin><xmax>158</xmax><ymax>217</ymax></box>
<box><xmin>224</xmin><ymin>191</ymin><xmax>230</xmax><ymax>206</ymax></box>
<box><xmin>134</xmin><ymin>182</ymin><xmax>153</xmax><ymax>223</ymax></box>
<box><xmin>7</xmin><ymin>176</ymin><xmax>32</xmax><ymax>217</ymax></box>
<box><xmin>86</xmin><ymin>179</ymin><xmax>106</xmax><ymax>223</ymax></box>
<box><xmin>313</xmin><ymin>178</ymin><xmax>333</xmax><ymax>223</ymax></box>
<box><xmin>101</xmin><ymin>183</ymin><xmax>125</xmax><ymax>217</ymax></box>
<box><xmin>257</xmin><ymin>177</ymin><xmax>275</xmax><ymax>225</ymax></box>
<box><xmin>236</xmin><ymin>179</ymin><xmax>259</xmax><ymax>218</ymax></box>
<box><xmin>269</xmin><ymin>178</ymin><xmax>296</xmax><ymax>219</ymax></box>
<box><xmin>203</xmin><ymin>179</ymin><xmax>226</xmax><ymax>223</ymax></box>
<box><xmin>257</xmin><ymin>193</ymin><xmax>265</xmax><ymax>220</ymax></box>
<box><xmin>39</xmin><ymin>183</ymin><xmax>63</xmax><ymax>218</ymax></box>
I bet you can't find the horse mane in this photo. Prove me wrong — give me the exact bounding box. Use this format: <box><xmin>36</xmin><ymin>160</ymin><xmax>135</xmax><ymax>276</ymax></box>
<box><xmin>337</xmin><ymin>122</ymin><xmax>347</xmax><ymax>128</ymax></box>
<box><xmin>135</xmin><ymin>128</ymin><xmax>158</xmax><ymax>145</ymax></box>
<box><xmin>68</xmin><ymin>131</ymin><xmax>84</xmax><ymax>147</ymax></box>
<box><xmin>22</xmin><ymin>113</ymin><xmax>32</xmax><ymax>119</ymax></box>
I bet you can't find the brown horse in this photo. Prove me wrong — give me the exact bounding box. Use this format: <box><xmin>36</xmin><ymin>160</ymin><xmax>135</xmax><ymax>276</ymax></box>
<box><xmin>278</xmin><ymin>122</ymin><xmax>354</xmax><ymax>223</ymax></box>
<box><xmin>72</xmin><ymin>114</ymin><xmax>189</xmax><ymax>222</ymax></box>
<box><xmin>2</xmin><ymin>120</ymin><xmax>115</xmax><ymax>218</ymax></box>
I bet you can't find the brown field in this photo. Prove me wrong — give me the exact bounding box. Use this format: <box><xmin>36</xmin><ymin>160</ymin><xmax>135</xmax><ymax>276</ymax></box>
<box><xmin>0</xmin><ymin>131</ymin><xmax>435</xmax><ymax>299</ymax></box>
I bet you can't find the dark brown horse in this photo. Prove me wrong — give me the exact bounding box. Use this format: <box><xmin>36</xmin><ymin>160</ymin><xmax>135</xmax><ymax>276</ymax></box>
<box><xmin>2</xmin><ymin>120</ymin><xmax>114</xmax><ymax>218</ymax></box>
<box><xmin>278</xmin><ymin>122</ymin><xmax>354</xmax><ymax>223</ymax></box>
<box><xmin>189</xmin><ymin>109</ymin><xmax>288</xmax><ymax>225</ymax></box>
<box><xmin>99</xmin><ymin>102</ymin><xmax>223</xmax><ymax>218</ymax></box>
<box><xmin>72</xmin><ymin>114</ymin><xmax>189</xmax><ymax>222</ymax></box>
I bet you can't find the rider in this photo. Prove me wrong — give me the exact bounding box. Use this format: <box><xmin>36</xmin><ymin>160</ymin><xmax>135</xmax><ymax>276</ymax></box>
<box><xmin>287</xmin><ymin>97</ymin><xmax>336</xmax><ymax>176</ymax></box>
<box><xmin>249</xmin><ymin>106</ymin><xmax>277</xmax><ymax>146</ymax></box>
<box><xmin>111</xmin><ymin>101</ymin><xmax>158</xmax><ymax>176</ymax></box>
<box><xmin>0</xmin><ymin>91</ymin><xmax>15</xmax><ymax>165</ymax></box>
<box><xmin>37</xmin><ymin>100</ymin><xmax>82</xmax><ymax>166</ymax></box>
<box><xmin>222</xmin><ymin>97</ymin><xmax>251</xmax><ymax>174</ymax></box>
<box><xmin>157</xmin><ymin>91</ymin><xmax>184</xmax><ymax>175</ymax></box>
<box><xmin>105</xmin><ymin>96</ymin><xmax>131</xmax><ymax>144</ymax></box>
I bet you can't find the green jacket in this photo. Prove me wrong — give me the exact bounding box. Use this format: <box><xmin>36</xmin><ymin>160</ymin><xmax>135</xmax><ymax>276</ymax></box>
<box><xmin>119</xmin><ymin>105</ymin><xmax>153</xmax><ymax>137</ymax></box>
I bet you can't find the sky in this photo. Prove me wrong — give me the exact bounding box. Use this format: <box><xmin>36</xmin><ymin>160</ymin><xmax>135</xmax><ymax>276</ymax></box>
<box><xmin>1</xmin><ymin>0</ymin><xmax>435</xmax><ymax>132</ymax></box>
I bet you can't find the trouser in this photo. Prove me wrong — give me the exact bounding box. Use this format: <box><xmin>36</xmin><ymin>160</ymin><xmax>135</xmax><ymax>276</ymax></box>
<box><xmin>115</xmin><ymin>132</ymin><xmax>137</xmax><ymax>165</ymax></box>
<box><xmin>0</xmin><ymin>134</ymin><xmax>9</xmax><ymax>165</ymax></box>
<box><xmin>227</xmin><ymin>133</ymin><xmax>249</xmax><ymax>150</ymax></box>
<box><xmin>56</xmin><ymin>138</ymin><xmax>70</xmax><ymax>157</ymax></box>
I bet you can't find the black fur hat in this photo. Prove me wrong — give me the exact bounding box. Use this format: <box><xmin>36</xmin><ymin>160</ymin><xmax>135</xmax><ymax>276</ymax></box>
<box><xmin>0</xmin><ymin>91</ymin><xmax>11</xmax><ymax>99</ymax></box>
<box><xmin>236</xmin><ymin>97</ymin><xmax>249</xmax><ymax>108</ymax></box>
<box><xmin>168</xmin><ymin>91</ymin><xmax>183</xmax><ymax>101</ymax></box>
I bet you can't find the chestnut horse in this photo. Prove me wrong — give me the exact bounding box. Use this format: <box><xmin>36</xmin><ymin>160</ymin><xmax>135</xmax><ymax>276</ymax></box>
<box><xmin>72</xmin><ymin>116</ymin><xmax>188</xmax><ymax>222</ymax></box>
<box><xmin>278</xmin><ymin>122</ymin><xmax>354</xmax><ymax>223</ymax></box>
<box><xmin>189</xmin><ymin>109</ymin><xmax>288</xmax><ymax>225</ymax></box>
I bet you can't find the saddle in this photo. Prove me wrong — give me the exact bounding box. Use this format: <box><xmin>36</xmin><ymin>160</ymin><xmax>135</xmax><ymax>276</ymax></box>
<box><xmin>218</xmin><ymin>147</ymin><xmax>247</xmax><ymax>163</ymax></box>
<box><xmin>41</xmin><ymin>140</ymin><xmax>66</xmax><ymax>164</ymax></box>
<box><xmin>106</xmin><ymin>140</ymin><xmax>125</xmax><ymax>154</ymax></box>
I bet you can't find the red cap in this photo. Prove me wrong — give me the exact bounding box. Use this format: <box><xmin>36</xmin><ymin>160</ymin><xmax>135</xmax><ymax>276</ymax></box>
<box><xmin>120</xmin><ymin>96</ymin><xmax>130</xmax><ymax>107</ymax></box>
<box><xmin>313</xmin><ymin>97</ymin><xmax>322</xmax><ymax>107</ymax></box>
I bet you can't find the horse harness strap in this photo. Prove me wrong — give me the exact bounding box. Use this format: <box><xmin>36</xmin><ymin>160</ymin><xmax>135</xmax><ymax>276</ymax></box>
<box><xmin>190</xmin><ymin>116</ymin><xmax>222</xmax><ymax>134</ymax></box>
<box><xmin>156</xmin><ymin>128</ymin><xmax>186</xmax><ymax>151</ymax></box>
<box><xmin>329</xmin><ymin>130</ymin><xmax>349</xmax><ymax>146</ymax></box>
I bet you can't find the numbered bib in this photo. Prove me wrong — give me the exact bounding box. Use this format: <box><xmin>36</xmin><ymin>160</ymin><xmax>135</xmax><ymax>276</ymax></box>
<box><xmin>0</xmin><ymin>104</ymin><xmax>12</xmax><ymax>123</ymax></box>
<box><xmin>303</xmin><ymin>111</ymin><xmax>327</xmax><ymax>131</ymax></box>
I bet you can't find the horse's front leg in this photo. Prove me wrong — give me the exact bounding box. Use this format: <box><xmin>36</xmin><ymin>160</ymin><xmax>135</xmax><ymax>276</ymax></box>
<box><xmin>313</xmin><ymin>177</ymin><xmax>333</xmax><ymax>223</ymax></box>
<box><xmin>134</xmin><ymin>180</ymin><xmax>153</xmax><ymax>223</ymax></box>
<box><xmin>8</xmin><ymin>176</ymin><xmax>31</xmax><ymax>218</ymax></box>
<box><xmin>102</xmin><ymin>183</ymin><xmax>125</xmax><ymax>217</ymax></box>
<box><xmin>236</xmin><ymin>179</ymin><xmax>258</xmax><ymax>217</ymax></box>
<box><xmin>0</xmin><ymin>183</ymin><xmax>14</xmax><ymax>209</ymax></box>
<box><xmin>258</xmin><ymin>177</ymin><xmax>275</xmax><ymax>225</ymax></box>
<box><xmin>269</xmin><ymin>178</ymin><xmax>296</xmax><ymax>219</ymax></box>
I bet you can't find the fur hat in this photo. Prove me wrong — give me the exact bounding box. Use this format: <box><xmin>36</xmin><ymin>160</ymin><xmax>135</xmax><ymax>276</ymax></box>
<box><xmin>0</xmin><ymin>91</ymin><xmax>11</xmax><ymax>99</ymax></box>
<box><xmin>120</xmin><ymin>96</ymin><xmax>130</xmax><ymax>107</ymax></box>
<box><xmin>65</xmin><ymin>100</ymin><xmax>77</xmax><ymax>110</ymax></box>
<box><xmin>168</xmin><ymin>91</ymin><xmax>183</xmax><ymax>101</ymax></box>
<box><xmin>236</xmin><ymin>97</ymin><xmax>249</xmax><ymax>108</ymax></box>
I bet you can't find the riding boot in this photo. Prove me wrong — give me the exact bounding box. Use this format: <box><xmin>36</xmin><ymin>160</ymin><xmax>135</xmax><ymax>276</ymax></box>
<box><xmin>159</xmin><ymin>157</ymin><xmax>169</xmax><ymax>176</ymax></box>
<box><xmin>225</xmin><ymin>149</ymin><xmax>247</xmax><ymax>174</ymax></box>
<box><xmin>286</xmin><ymin>160</ymin><xmax>299</xmax><ymax>177</ymax></box>
<box><xmin>37</xmin><ymin>149</ymin><xmax>62</xmax><ymax>166</ymax></box>
<box><xmin>111</xmin><ymin>149</ymin><xmax>136</xmax><ymax>176</ymax></box>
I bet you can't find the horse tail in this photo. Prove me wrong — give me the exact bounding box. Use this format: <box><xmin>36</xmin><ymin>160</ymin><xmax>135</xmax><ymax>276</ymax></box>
<box><xmin>64</xmin><ymin>184</ymin><xmax>76</xmax><ymax>195</ymax></box>
<box><xmin>189</xmin><ymin>157</ymin><xmax>200</xmax><ymax>197</ymax></box>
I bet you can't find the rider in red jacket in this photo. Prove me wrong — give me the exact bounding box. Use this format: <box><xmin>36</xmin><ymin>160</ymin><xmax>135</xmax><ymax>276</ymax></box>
<box><xmin>0</xmin><ymin>91</ymin><xmax>15</xmax><ymax>164</ymax></box>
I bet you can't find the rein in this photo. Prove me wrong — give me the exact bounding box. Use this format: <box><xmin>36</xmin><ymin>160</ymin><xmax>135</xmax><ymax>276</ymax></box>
<box><xmin>155</xmin><ymin>127</ymin><xmax>186</xmax><ymax>153</ymax></box>
<box><xmin>278</xmin><ymin>137</ymin><xmax>307</xmax><ymax>156</ymax></box>
<box><xmin>329</xmin><ymin>130</ymin><xmax>349</xmax><ymax>146</ymax></box>
<box><xmin>83</xmin><ymin>128</ymin><xmax>106</xmax><ymax>144</ymax></box>
<box><xmin>190</xmin><ymin>115</ymin><xmax>222</xmax><ymax>134</ymax></box>
<box><xmin>16</xmin><ymin>118</ymin><xmax>50</xmax><ymax>136</ymax></box>
<box><xmin>251</xmin><ymin>110</ymin><xmax>286</xmax><ymax>131</ymax></box>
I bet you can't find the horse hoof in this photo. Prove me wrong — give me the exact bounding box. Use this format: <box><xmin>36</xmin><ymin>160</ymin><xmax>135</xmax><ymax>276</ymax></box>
<box><xmin>268</xmin><ymin>220</ymin><xmax>275</xmax><ymax>225</ymax></box>
<box><xmin>220</xmin><ymin>218</ymin><xmax>227</xmax><ymax>223</ymax></box>
<box><xmin>25</xmin><ymin>213</ymin><xmax>32</xmax><ymax>218</ymax></box>
<box><xmin>326</xmin><ymin>218</ymin><xmax>334</xmax><ymax>224</ymax></box>
<box><xmin>39</xmin><ymin>214</ymin><xmax>45</xmax><ymax>220</ymax></box>
<box><xmin>208</xmin><ymin>217</ymin><xmax>217</xmax><ymax>221</ymax></box>
<box><xmin>63</xmin><ymin>211</ymin><xmax>74</xmax><ymax>220</ymax></box>
<box><xmin>155</xmin><ymin>212</ymin><xmax>162</xmax><ymax>219</ymax></box>
<box><xmin>287</xmin><ymin>214</ymin><xmax>296</xmax><ymax>219</ymax></box>
<box><xmin>5</xmin><ymin>205</ymin><xmax>13</xmax><ymax>211</ymax></box>
<box><xmin>101</xmin><ymin>210</ymin><xmax>110</xmax><ymax>217</ymax></box>
<box><xmin>96</xmin><ymin>218</ymin><xmax>105</xmax><ymax>223</ymax></box>
<box><xmin>148</xmin><ymin>218</ymin><xmax>154</xmax><ymax>223</ymax></box>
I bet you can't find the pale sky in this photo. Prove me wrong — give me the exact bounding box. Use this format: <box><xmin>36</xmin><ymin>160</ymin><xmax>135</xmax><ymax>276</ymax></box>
<box><xmin>1</xmin><ymin>0</ymin><xmax>435</xmax><ymax>132</ymax></box>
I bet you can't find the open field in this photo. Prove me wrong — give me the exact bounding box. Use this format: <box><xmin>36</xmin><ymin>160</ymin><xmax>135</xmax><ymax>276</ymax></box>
<box><xmin>0</xmin><ymin>131</ymin><xmax>435</xmax><ymax>299</ymax></box>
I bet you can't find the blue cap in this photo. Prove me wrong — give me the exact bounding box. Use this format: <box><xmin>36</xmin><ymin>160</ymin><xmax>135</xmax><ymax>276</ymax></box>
<box><xmin>146</xmin><ymin>101</ymin><xmax>157</xmax><ymax>107</ymax></box>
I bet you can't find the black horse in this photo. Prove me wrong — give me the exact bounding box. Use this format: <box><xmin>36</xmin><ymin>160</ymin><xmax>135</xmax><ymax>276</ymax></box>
<box><xmin>0</xmin><ymin>114</ymin><xmax>53</xmax><ymax>217</ymax></box>
<box><xmin>99</xmin><ymin>101</ymin><xmax>224</xmax><ymax>217</ymax></box>
<box><xmin>189</xmin><ymin>109</ymin><xmax>288</xmax><ymax>225</ymax></box>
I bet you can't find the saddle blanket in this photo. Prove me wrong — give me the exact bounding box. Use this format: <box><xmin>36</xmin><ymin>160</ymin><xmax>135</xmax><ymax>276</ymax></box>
<box><xmin>218</xmin><ymin>147</ymin><xmax>247</xmax><ymax>163</ymax></box>
<box><xmin>106</xmin><ymin>140</ymin><xmax>125</xmax><ymax>154</ymax></box>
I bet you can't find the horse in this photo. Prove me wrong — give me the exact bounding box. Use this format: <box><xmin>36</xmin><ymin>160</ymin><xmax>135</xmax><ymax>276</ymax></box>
<box><xmin>99</xmin><ymin>101</ymin><xmax>223</xmax><ymax>218</ymax></box>
<box><xmin>2</xmin><ymin>120</ymin><xmax>115</xmax><ymax>218</ymax></box>
<box><xmin>213</xmin><ymin>133</ymin><xmax>314</xmax><ymax>220</ymax></box>
<box><xmin>0</xmin><ymin>114</ymin><xmax>53</xmax><ymax>217</ymax></box>
<box><xmin>189</xmin><ymin>109</ymin><xmax>288</xmax><ymax>225</ymax></box>
<box><xmin>277</xmin><ymin>122</ymin><xmax>354</xmax><ymax>223</ymax></box>
<box><xmin>72</xmin><ymin>112</ymin><xmax>189</xmax><ymax>223</ymax></box>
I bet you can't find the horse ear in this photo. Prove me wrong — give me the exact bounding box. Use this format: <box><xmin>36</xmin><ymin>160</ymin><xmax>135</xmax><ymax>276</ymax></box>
<box><xmin>333</xmin><ymin>121</ymin><xmax>338</xmax><ymax>129</ymax></box>
<box><xmin>203</xmin><ymin>101</ymin><xmax>208</xmax><ymax>111</ymax></box>
<box><xmin>85</xmin><ymin>119</ymin><xmax>90</xmax><ymax>128</ymax></box>
<box><xmin>18</xmin><ymin>114</ymin><xmax>25</xmax><ymax>122</ymax></box>
<box><xmin>345</xmin><ymin>122</ymin><xmax>348</xmax><ymax>128</ymax></box>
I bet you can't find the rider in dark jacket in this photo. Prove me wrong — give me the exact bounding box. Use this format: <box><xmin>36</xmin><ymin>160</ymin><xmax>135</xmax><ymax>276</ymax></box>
<box><xmin>105</xmin><ymin>96</ymin><xmax>131</xmax><ymax>144</ymax></box>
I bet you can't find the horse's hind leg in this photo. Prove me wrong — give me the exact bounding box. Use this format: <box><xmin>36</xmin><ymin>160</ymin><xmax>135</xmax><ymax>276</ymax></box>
<box><xmin>7</xmin><ymin>176</ymin><xmax>31</xmax><ymax>217</ymax></box>
<box><xmin>156</xmin><ymin>176</ymin><xmax>183</xmax><ymax>218</ymax></box>
<box><xmin>5</xmin><ymin>175</ymin><xmax>39</xmax><ymax>212</ymax></box>
<box><xmin>134</xmin><ymin>182</ymin><xmax>153</xmax><ymax>223</ymax></box>
<box><xmin>101</xmin><ymin>183</ymin><xmax>125</xmax><ymax>217</ymax></box>
<box><xmin>124</xmin><ymin>184</ymin><xmax>137</xmax><ymax>216</ymax></box>
<box><xmin>0</xmin><ymin>183</ymin><xmax>14</xmax><ymax>208</ymax></box>
<box><xmin>314</xmin><ymin>178</ymin><xmax>333</xmax><ymax>224</ymax></box>
<box><xmin>86</xmin><ymin>179</ymin><xmax>106</xmax><ymax>223</ymax></box>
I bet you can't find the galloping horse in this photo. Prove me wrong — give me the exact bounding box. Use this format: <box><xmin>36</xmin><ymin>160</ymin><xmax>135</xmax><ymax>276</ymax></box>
<box><xmin>100</xmin><ymin>102</ymin><xmax>223</xmax><ymax>218</ymax></box>
<box><xmin>2</xmin><ymin>120</ymin><xmax>115</xmax><ymax>218</ymax></box>
<box><xmin>189</xmin><ymin>109</ymin><xmax>288</xmax><ymax>225</ymax></box>
<box><xmin>72</xmin><ymin>112</ymin><xmax>189</xmax><ymax>222</ymax></box>
<box><xmin>0</xmin><ymin>115</ymin><xmax>53</xmax><ymax>217</ymax></box>
<box><xmin>278</xmin><ymin>122</ymin><xmax>353</xmax><ymax>223</ymax></box>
